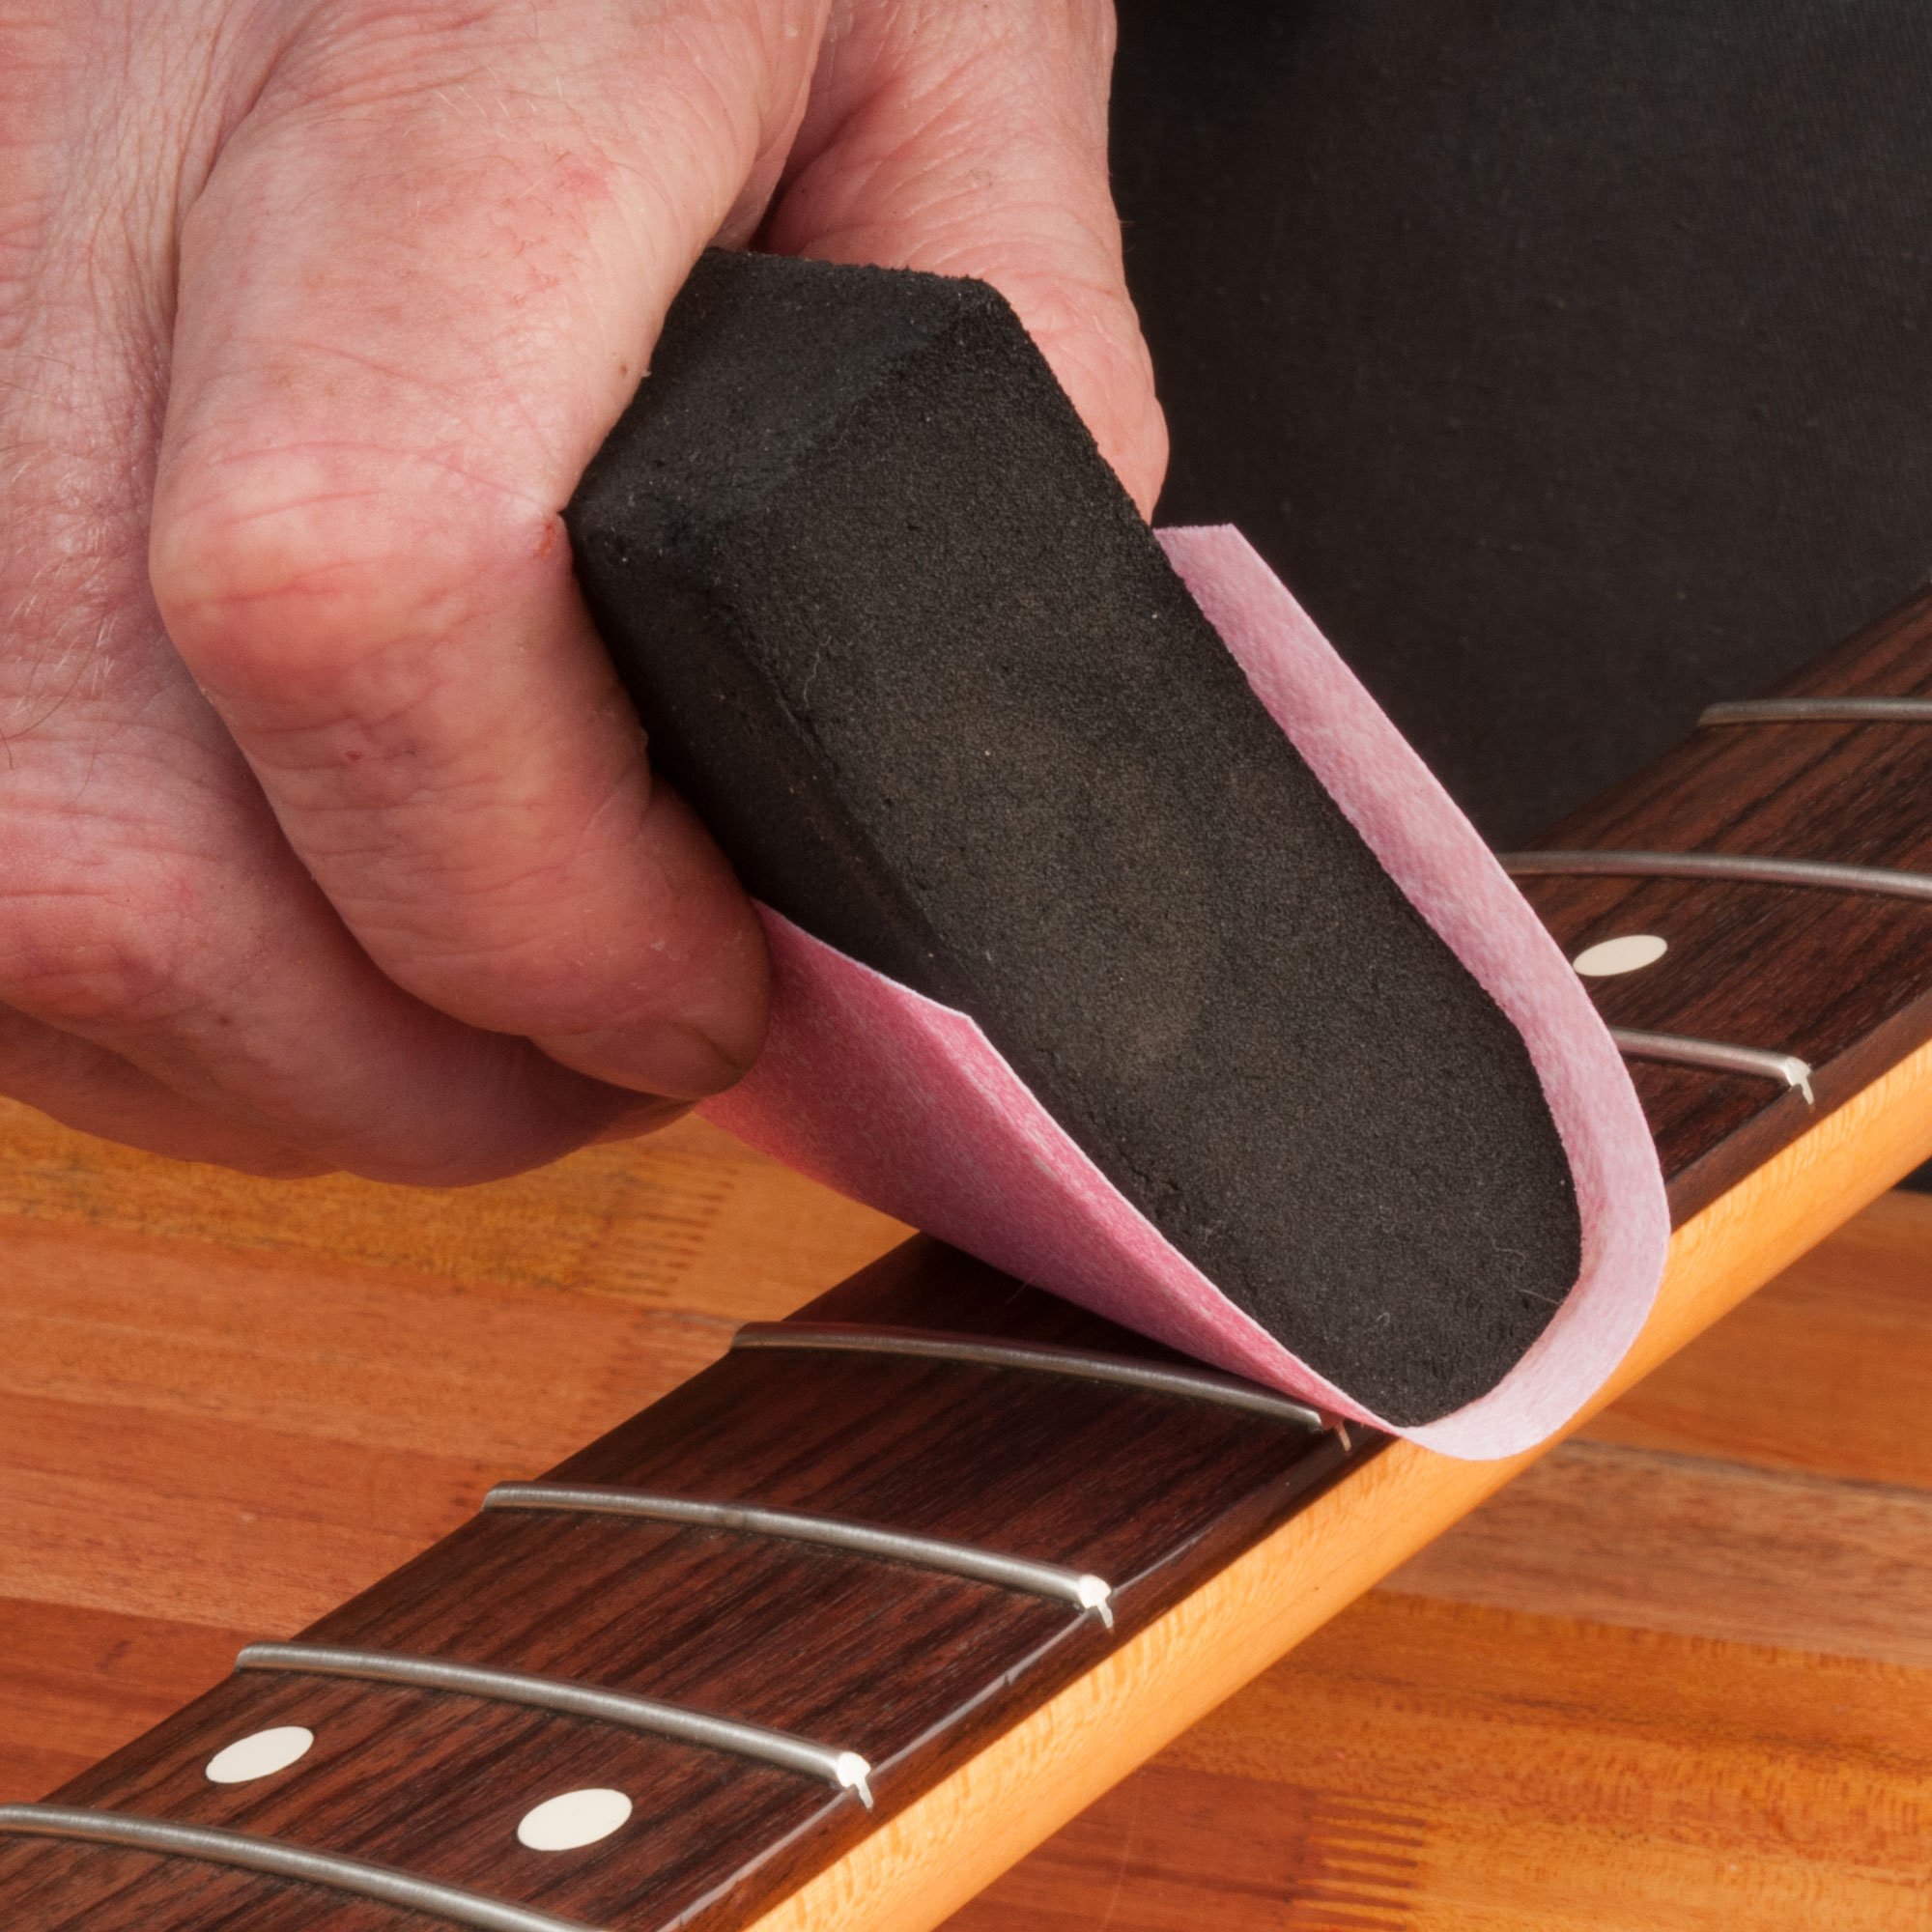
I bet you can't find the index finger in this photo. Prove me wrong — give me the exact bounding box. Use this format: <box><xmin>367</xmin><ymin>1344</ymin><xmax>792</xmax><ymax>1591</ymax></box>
<box><xmin>150</xmin><ymin>1</ymin><xmax>823</xmax><ymax>1098</ymax></box>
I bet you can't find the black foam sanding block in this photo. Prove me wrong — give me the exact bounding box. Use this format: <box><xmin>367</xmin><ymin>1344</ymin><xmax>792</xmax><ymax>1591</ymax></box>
<box><xmin>566</xmin><ymin>248</ymin><xmax>1579</xmax><ymax>1427</ymax></box>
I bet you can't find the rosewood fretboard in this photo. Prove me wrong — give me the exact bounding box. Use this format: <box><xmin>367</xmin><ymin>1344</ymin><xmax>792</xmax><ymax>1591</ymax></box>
<box><xmin>1506</xmin><ymin>586</ymin><xmax>1932</xmax><ymax>1216</ymax></box>
<box><xmin>5</xmin><ymin>592</ymin><xmax>1932</xmax><ymax>1930</ymax></box>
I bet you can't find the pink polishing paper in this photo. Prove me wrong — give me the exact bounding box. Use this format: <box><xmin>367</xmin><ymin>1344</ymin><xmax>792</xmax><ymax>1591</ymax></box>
<box><xmin>702</xmin><ymin>526</ymin><xmax>1669</xmax><ymax>1459</ymax></box>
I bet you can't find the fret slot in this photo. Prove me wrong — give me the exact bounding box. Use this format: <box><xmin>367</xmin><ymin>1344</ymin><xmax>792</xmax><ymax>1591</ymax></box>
<box><xmin>235</xmin><ymin>1645</ymin><xmax>873</xmax><ymax>1806</ymax></box>
<box><xmin>484</xmin><ymin>1486</ymin><xmax>1117</xmax><ymax>1628</ymax></box>
<box><xmin>1610</xmin><ymin>1029</ymin><xmax>1815</xmax><ymax>1103</ymax></box>
<box><xmin>730</xmin><ymin>1322</ymin><xmax>1329</xmax><ymax>1431</ymax></box>
<box><xmin>1700</xmin><ymin>696</ymin><xmax>1932</xmax><ymax>725</ymax></box>
<box><xmin>0</xmin><ymin>1805</ymin><xmax>595</xmax><ymax>1932</ymax></box>
<box><xmin>1499</xmin><ymin>849</ymin><xmax>1932</xmax><ymax>902</ymax></box>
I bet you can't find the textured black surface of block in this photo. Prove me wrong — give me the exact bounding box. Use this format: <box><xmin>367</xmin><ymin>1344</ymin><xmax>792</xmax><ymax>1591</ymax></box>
<box><xmin>567</xmin><ymin>249</ymin><xmax>1580</xmax><ymax>1425</ymax></box>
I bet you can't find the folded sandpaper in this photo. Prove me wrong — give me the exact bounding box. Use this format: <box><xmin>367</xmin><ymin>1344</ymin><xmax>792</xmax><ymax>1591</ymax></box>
<box><xmin>567</xmin><ymin>249</ymin><xmax>1667</xmax><ymax>1457</ymax></box>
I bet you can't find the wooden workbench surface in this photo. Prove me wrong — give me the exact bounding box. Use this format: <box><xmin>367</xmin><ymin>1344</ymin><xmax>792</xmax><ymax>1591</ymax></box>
<box><xmin>2</xmin><ymin>1099</ymin><xmax>1927</xmax><ymax>1929</ymax></box>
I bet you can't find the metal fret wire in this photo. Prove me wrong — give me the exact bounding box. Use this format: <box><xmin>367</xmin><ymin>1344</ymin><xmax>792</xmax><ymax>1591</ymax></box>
<box><xmin>484</xmin><ymin>1486</ymin><xmax>1114</xmax><ymax>1627</ymax></box>
<box><xmin>1514</xmin><ymin>700</ymin><xmax>1930</xmax><ymax>1101</ymax></box>
<box><xmin>0</xmin><ymin>1806</ymin><xmax>595</xmax><ymax>1932</ymax></box>
<box><xmin>731</xmin><ymin>1323</ymin><xmax>1326</xmax><ymax>1430</ymax></box>
<box><xmin>43</xmin><ymin>717</ymin><xmax>1896</xmax><ymax>1924</ymax></box>
<box><xmin>1609</xmin><ymin>1029</ymin><xmax>1815</xmax><ymax>1103</ymax></box>
<box><xmin>52</xmin><ymin>726</ymin><xmax>1909</xmax><ymax>1917</ymax></box>
<box><xmin>236</xmin><ymin>1645</ymin><xmax>873</xmax><ymax>1804</ymax></box>
<box><xmin>43</xmin><ymin>697</ymin><xmax>1903</xmax><ymax>1929</ymax></box>
<box><xmin>1499</xmin><ymin>849</ymin><xmax>1932</xmax><ymax>902</ymax></box>
<box><xmin>1700</xmin><ymin>696</ymin><xmax>1932</xmax><ymax>725</ymax></box>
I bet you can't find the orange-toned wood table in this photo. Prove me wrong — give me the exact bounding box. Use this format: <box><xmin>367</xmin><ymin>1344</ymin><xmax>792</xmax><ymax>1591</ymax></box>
<box><xmin>3</xmin><ymin>1097</ymin><xmax>1928</xmax><ymax>1930</ymax></box>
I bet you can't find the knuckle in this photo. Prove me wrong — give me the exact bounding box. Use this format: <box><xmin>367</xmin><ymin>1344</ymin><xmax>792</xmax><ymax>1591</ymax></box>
<box><xmin>150</xmin><ymin>444</ymin><xmax>538</xmax><ymax>709</ymax></box>
<box><xmin>0</xmin><ymin>866</ymin><xmax>200</xmax><ymax>1032</ymax></box>
<box><xmin>150</xmin><ymin>453</ymin><xmax>387</xmax><ymax>684</ymax></box>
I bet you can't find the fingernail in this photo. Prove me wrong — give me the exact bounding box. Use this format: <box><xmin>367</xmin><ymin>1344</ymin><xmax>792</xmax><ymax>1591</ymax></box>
<box><xmin>551</xmin><ymin>1018</ymin><xmax>752</xmax><ymax>1102</ymax></box>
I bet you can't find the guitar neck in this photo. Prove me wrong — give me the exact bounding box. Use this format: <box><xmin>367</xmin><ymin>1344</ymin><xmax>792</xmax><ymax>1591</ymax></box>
<box><xmin>6</xmin><ymin>593</ymin><xmax>1932</xmax><ymax>1932</ymax></box>
<box><xmin>1505</xmin><ymin>584</ymin><xmax>1932</xmax><ymax>1218</ymax></box>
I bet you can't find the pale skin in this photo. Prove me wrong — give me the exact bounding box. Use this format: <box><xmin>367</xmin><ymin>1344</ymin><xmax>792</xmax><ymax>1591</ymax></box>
<box><xmin>0</xmin><ymin>0</ymin><xmax>1165</xmax><ymax>1182</ymax></box>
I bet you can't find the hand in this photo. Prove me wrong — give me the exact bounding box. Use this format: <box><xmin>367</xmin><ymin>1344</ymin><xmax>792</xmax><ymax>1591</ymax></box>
<box><xmin>0</xmin><ymin>0</ymin><xmax>1165</xmax><ymax>1182</ymax></box>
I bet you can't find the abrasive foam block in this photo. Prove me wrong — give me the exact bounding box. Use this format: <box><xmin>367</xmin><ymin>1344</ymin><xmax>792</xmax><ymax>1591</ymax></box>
<box><xmin>567</xmin><ymin>248</ymin><xmax>1581</xmax><ymax>1427</ymax></box>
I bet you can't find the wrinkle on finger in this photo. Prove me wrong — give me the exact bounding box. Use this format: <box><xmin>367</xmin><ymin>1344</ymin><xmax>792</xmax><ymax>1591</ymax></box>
<box><xmin>144</xmin><ymin>0</ymin><xmax>812</xmax><ymax>1095</ymax></box>
<box><xmin>0</xmin><ymin>1001</ymin><xmax>333</xmax><ymax>1178</ymax></box>
<box><xmin>0</xmin><ymin>3</ymin><xmax>713</xmax><ymax>1184</ymax></box>
<box><xmin>772</xmin><ymin>0</ymin><xmax>1165</xmax><ymax>511</ymax></box>
<box><xmin>0</xmin><ymin>684</ymin><xmax>668</xmax><ymax>1183</ymax></box>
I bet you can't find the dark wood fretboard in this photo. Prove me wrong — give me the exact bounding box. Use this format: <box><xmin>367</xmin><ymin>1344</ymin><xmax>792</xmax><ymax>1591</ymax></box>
<box><xmin>0</xmin><ymin>1243</ymin><xmax>1363</xmax><ymax>1930</ymax></box>
<box><xmin>4</xmin><ymin>592</ymin><xmax>1932</xmax><ymax>1930</ymax></box>
<box><xmin>1508</xmin><ymin>586</ymin><xmax>1932</xmax><ymax>1217</ymax></box>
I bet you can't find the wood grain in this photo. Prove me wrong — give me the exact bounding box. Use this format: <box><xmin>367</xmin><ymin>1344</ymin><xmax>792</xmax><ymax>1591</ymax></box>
<box><xmin>957</xmin><ymin>1204</ymin><xmax>1932</xmax><ymax>1932</ymax></box>
<box><xmin>0</xmin><ymin>1110</ymin><xmax>906</xmax><ymax>1792</ymax></box>
<box><xmin>8</xmin><ymin>591</ymin><xmax>1932</xmax><ymax>1927</ymax></box>
<box><xmin>738</xmin><ymin>1023</ymin><xmax>1932</xmax><ymax>1932</ymax></box>
<box><xmin>1594</xmin><ymin>1188</ymin><xmax>1932</xmax><ymax>1490</ymax></box>
<box><xmin>1388</xmin><ymin>1436</ymin><xmax>1932</xmax><ymax>1666</ymax></box>
<box><xmin>1</xmin><ymin>1235</ymin><xmax>1368</xmax><ymax>1929</ymax></box>
<box><xmin>1520</xmin><ymin>587</ymin><xmax>1932</xmax><ymax>1215</ymax></box>
<box><xmin>3</xmin><ymin>1106</ymin><xmax>1929</xmax><ymax>1927</ymax></box>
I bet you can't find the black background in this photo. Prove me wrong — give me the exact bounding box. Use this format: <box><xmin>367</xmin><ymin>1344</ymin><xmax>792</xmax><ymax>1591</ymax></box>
<box><xmin>1112</xmin><ymin>0</ymin><xmax>1932</xmax><ymax>845</ymax></box>
<box><xmin>1109</xmin><ymin>1</ymin><xmax>1932</xmax><ymax>1193</ymax></box>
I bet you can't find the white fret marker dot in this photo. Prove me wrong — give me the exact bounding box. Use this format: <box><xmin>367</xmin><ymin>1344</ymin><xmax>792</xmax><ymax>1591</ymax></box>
<box><xmin>206</xmin><ymin>1726</ymin><xmax>314</xmax><ymax>1785</ymax></box>
<box><xmin>1574</xmin><ymin>933</ymin><xmax>1668</xmax><ymax>978</ymax></box>
<box><xmin>516</xmin><ymin>1788</ymin><xmax>633</xmax><ymax>1853</ymax></box>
